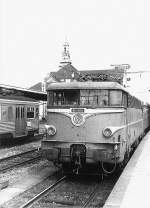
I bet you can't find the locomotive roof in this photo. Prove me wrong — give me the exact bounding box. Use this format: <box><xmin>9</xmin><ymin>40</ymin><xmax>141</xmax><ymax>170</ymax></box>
<box><xmin>47</xmin><ymin>81</ymin><xmax>127</xmax><ymax>91</ymax></box>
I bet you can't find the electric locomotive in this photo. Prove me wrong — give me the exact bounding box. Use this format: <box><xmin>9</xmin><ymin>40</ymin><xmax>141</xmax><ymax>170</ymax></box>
<box><xmin>42</xmin><ymin>81</ymin><xmax>149</xmax><ymax>174</ymax></box>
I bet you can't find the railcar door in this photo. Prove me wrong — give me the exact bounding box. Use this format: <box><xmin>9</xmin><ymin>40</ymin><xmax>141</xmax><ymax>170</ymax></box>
<box><xmin>15</xmin><ymin>105</ymin><xmax>26</xmax><ymax>136</ymax></box>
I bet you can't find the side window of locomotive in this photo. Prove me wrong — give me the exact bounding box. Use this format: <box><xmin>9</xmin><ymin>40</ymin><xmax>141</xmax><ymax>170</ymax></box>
<box><xmin>122</xmin><ymin>93</ymin><xmax>127</xmax><ymax>107</ymax></box>
<box><xmin>109</xmin><ymin>90</ymin><xmax>122</xmax><ymax>106</ymax></box>
<box><xmin>53</xmin><ymin>91</ymin><xmax>64</xmax><ymax>106</ymax></box>
<box><xmin>127</xmin><ymin>94</ymin><xmax>133</xmax><ymax>107</ymax></box>
<box><xmin>48</xmin><ymin>91</ymin><xmax>53</xmax><ymax>106</ymax></box>
<box><xmin>27</xmin><ymin>107</ymin><xmax>35</xmax><ymax>118</ymax></box>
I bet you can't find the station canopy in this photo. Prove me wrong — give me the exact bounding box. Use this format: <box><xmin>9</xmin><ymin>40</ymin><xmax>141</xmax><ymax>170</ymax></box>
<box><xmin>0</xmin><ymin>84</ymin><xmax>47</xmax><ymax>101</ymax></box>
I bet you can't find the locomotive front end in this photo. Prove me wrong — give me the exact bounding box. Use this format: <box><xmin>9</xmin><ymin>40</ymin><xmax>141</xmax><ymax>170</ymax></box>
<box><xmin>41</xmin><ymin>82</ymin><xmax>127</xmax><ymax>174</ymax></box>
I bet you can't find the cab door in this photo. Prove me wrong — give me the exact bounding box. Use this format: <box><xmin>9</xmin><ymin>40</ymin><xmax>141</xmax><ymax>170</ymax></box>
<box><xmin>15</xmin><ymin>105</ymin><xmax>26</xmax><ymax>136</ymax></box>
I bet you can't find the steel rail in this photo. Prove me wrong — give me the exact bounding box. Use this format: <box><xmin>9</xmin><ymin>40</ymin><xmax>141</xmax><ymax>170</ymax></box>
<box><xmin>0</xmin><ymin>156</ymin><xmax>41</xmax><ymax>173</ymax></box>
<box><xmin>19</xmin><ymin>176</ymin><xmax>67</xmax><ymax>208</ymax></box>
<box><xmin>81</xmin><ymin>184</ymin><xmax>99</xmax><ymax>208</ymax></box>
<box><xmin>0</xmin><ymin>148</ymin><xmax>40</xmax><ymax>163</ymax></box>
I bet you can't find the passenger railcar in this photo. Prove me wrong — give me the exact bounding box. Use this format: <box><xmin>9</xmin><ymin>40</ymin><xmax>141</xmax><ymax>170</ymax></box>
<box><xmin>41</xmin><ymin>82</ymin><xmax>150</xmax><ymax>174</ymax></box>
<box><xmin>0</xmin><ymin>95</ymin><xmax>39</xmax><ymax>144</ymax></box>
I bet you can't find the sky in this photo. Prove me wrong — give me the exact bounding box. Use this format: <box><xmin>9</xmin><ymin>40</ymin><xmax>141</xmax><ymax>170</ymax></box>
<box><xmin>1</xmin><ymin>0</ymin><xmax>150</xmax><ymax>88</ymax></box>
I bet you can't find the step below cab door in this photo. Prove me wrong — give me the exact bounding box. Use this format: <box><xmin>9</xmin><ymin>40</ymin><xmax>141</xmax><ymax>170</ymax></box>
<box><xmin>15</xmin><ymin>105</ymin><xmax>26</xmax><ymax>136</ymax></box>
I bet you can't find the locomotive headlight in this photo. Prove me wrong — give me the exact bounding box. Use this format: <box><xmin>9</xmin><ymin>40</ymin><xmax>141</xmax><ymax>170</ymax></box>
<box><xmin>45</xmin><ymin>125</ymin><xmax>57</xmax><ymax>136</ymax></box>
<box><xmin>103</xmin><ymin>128</ymin><xmax>112</xmax><ymax>138</ymax></box>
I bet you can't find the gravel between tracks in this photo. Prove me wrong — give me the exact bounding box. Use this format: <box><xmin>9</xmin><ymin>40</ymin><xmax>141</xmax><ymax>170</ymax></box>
<box><xmin>0</xmin><ymin>159</ymin><xmax>57</xmax><ymax>207</ymax></box>
<box><xmin>0</xmin><ymin>140</ymin><xmax>41</xmax><ymax>160</ymax></box>
<box><xmin>0</xmin><ymin>159</ymin><xmax>51</xmax><ymax>186</ymax></box>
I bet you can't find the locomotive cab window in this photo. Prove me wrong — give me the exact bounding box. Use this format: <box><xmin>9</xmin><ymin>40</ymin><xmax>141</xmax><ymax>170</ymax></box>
<box><xmin>80</xmin><ymin>90</ymin><xmax>109</xmax><ymax>106</ymax></box>
<box><xmin>48</xmin><ymin>89</ymin><xmax>125</xmax><ymax>107</ymax></box>
<box><xmin>109</xmin><ymin>90</ymin><xmax>122</xmax><ymax>106</ymax></box>
<box><xmin>51</xmin><ymin>90</ymin><xmax>79</xmax><ymax>106</ymax></box>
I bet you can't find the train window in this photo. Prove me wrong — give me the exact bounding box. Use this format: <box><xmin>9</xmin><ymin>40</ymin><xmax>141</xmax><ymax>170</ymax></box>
<box><xmin>1</xmin><ymin>105</ymin><xmax>8</xmax><ymax>121</ymax></box>
<box><xmin>97</xmin><ymin>90</ymin><xmax>109</xmax><ymax>106</ymax></box>
<box><xmin>20</xmin><ymin>107</ymin><xmax>24</xmax><ymax>118</ymax></box>
<box><xmin>52</xmin><ymin>90</ymin><xmax>79</xmax><ymax>106</ymax></box>
<box><xmin>35</xmin><ymin>107</ymin><xmax>39</xmax><ymax>117</ymax></box>
<box><xmin>48</xmin><ymin>91</ymin><xmax>53</xmax><ymax>106</ymax></box>
<box><xmin>0</xmin><ymin>105</ymin><xmax>1</xmax><ymax>120</ymax></box>
<box><xmin>27</xmin><ymin>107</ymin><xmax>35</xmax><ymax>118</ymax></box>
<box><xmin>16</xmin><ymin>107</ymin><xmax>18</xmax><ymax>119</ymax></box>
<box><xmin>1</xmin><ymin>105</ymin><xmax>13</xmax><ymax>121</ymax></box>
<box><xmin>127</xmin><ymin>94</ymin><xmax>133</xmax><ymax>107</ymax></box>
<box><xmin>18</xmin><ymin>107</ymin><xmax>20</xmax><ymax>118</ymax></box>
<box><xmin>49</xmin><ymin>89</ymin><xmax>124</xmax><ymax>107</ymax></box>
<box><xmin>17</xmin><ymin>107</ymin><xmax>19</xmax><ymax>119</ymax></box>
<box><xmin>109</xmin><ymin>90</ymin><xmax>122</xmax><ymax>106</ymax></box>
<box><xmin>122</xmin><ymin>93</ymin><xmax>127</xmax><ymax>107</ymax></box>
<box><xmin>22</xmin><ymin>107</ymin><xmax>25</xmax><ymax>118</ymax></box>
<box><xmin>8</xmin><ymin>106</ymin><xmax>13</xmax><ymax>121</ymax></box>
<box><xmin>80</xmin><ymin>90</ymin><xmax>108</xmax><ymax>107</ymax></box>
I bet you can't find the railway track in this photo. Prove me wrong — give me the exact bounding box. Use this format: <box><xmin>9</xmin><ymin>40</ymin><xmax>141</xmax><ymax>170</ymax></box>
<box><xmin>20</xmin><ymin>176</ymin><xmax>67</xmax><ymax>208</ymax></box>
<box><xmin>0</xmin><ymin>148</ymin><xmax>41</xmax><ymax>173</ymax></box>
<box><xmin>0</xmin><ymin>133</ymin><xmax>44</xmax><ymax>148</ymax></box>
<box><xmin>81</xmin><ymin>183</ymin><xmax>100</xmax><ymax>208</ymax></box>
<box><xmin>15</xmin><ymin>174</ymin><xmax>118</xmax><ymax>208</ymax></box>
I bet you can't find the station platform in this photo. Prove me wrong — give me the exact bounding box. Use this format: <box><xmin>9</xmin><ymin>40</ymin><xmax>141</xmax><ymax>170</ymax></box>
<box><xmin>103</xmin><ymin>131</ymin><xmax>150</xmax><ymax>208</ymax></box>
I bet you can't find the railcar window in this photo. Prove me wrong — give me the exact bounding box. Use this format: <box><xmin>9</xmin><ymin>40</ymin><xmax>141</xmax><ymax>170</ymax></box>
<box><xmin>2</xmin><ymin>105</ymin><xmax>8</xmax><ymax>121</ymax></box>
<box><xmin>35</xmin><ymin>107</ymin><xmax>39</xmax><ymax>117</ymax></box>
<box><xmin>18</xmin><ymin>107</ymin><xmax>20</xmax><ymax>118</ymax></box>
<box><xmin>8</xmin><ymin>106</ymin><xmax>13</xmax><ymax>121</ymax></box>
<box><xmin>1</xmin><ymin>105</ymin><xmax>13</xmax><ymax>121</ymax></box>
<box><xmin>23</xmin><ymin>107</ymin><xmax>25</xmax><ymax>118</ymax></box>
<box><xmin>27</xmin><ymin>107</ymin><xmax>34</xmax><ymax>118</ymax></box>
<box><xmin>0</xmin><ymin>105</ymin><xmax>1</xmax><ymax>120</ymax></box>
<box><xmin>20</xmin><ymin>107</ymin><xmax>22</xmax><ymax>118</ymax></box>
<box><xmin>109</xmin><ymin>90</ymin><xmax>122</xmax><ymax>106</ymax></box>
<box><xmin>16</xmin><ymin>107</ymin><xmax>18</xmax><ymax>119</ymax></box>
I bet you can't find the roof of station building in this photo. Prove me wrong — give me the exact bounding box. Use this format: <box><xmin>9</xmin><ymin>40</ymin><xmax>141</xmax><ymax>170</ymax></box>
<box><xmin>50</xmin><ymin>64</ymin><xmax>80</xmax><ymax>80</ymax></box>
<box><xmin>0</xmin><ymin>84</ymin><xmax>47</xmax><ymax>101</ymax></box>
<box><xmin>0</xmin><ymin>94</ymin><xmax>38</xmax><ymax>102</ymax></box>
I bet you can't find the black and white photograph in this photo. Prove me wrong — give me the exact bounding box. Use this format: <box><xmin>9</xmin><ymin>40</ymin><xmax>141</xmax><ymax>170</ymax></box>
<box><xmin>1</xmin><ymin>0</ymin><xmax>150</xmax><ymax>207</ymax></box>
